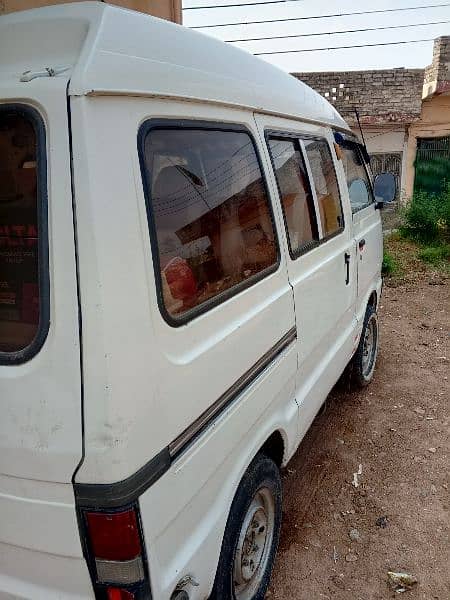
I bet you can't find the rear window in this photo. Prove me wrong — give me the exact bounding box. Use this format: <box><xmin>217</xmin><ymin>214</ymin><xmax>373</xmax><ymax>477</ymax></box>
<box><xmin>139</xmin><ymin>124</ymin><xmax>278</xmax><ymax>324</ymax></box>
<box><xmin>0</xmin><ymin>106</ymin><xmax>48</xmax><ymax>361</ymax></box>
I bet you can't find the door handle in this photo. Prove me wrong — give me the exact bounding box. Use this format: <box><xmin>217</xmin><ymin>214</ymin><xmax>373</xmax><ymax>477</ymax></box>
<box><xmin>359</xmin><ymin>238</ymin><xmax>366</xmax><ymax>251</ymax></box>
<box><xmin>344</xmin><ymin>252</ymin><xmax>351</xmax><ymax>285</ymax></box>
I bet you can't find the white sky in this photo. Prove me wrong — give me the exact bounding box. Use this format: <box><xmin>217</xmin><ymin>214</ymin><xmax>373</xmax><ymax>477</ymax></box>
<box><xmin>182</xmin><ymin>0</ymin><xmax>450</xmax><ymax>72</ymax></box>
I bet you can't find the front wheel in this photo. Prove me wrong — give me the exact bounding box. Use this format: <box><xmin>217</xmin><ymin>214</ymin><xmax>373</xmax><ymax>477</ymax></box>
<box><xmin>351</xmin><ymin>304</ymin><xmax>379</xmax><ymax>388</ymax></box>
<box><xmin>210</xmin><ymin>453</ymin><xmax>282</xmax><ymax>600</ymax></box>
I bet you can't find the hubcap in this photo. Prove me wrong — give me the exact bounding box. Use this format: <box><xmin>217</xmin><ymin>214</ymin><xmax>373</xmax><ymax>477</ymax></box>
<box><xmin>362</xmin><ymin>315</ymin><xmax>377</xmax><ymax>377</ymax></box>
<box><xmin>233</xmin><ymin>487</ymin><xmax>275</xmax><ymax>600</ymax></box>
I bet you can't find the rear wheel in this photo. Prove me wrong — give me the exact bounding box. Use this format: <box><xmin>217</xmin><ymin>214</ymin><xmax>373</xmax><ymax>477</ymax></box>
<box><xmin>210</xmin><ymin>453</ymin><xmax>282</xmax><ymax>600</ymax></box>
<box><xmin>351</xmin><ymin>304</ymin><xmax>379</xmax><ymax>387</ymax></box>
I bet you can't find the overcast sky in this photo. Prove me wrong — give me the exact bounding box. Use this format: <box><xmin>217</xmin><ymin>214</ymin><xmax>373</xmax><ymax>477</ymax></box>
<box><xmin>182</xmin><ymin>0</ymin><xmax>450</xmax><ymax>72</ymax></box>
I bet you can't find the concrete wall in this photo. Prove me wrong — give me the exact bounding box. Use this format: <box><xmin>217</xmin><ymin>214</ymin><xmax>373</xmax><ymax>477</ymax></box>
<box><xmin>0</xmin><ymin>0</ymin><xmax>182</xmax><ymax>23</ymax></box>
<box><xmin>404</xmin><ymin>94</ymin><xmax>450</xmax><ymax>198</ymax></box>
<box><xmin>360</xmin><ymin>128</ymin><xmax>407</xmax><ymax>154</ymax></box>
<box><xmin>293</xmin><ymin>69</ymin><xmax>424</xmax><ymax>125</ymax></box>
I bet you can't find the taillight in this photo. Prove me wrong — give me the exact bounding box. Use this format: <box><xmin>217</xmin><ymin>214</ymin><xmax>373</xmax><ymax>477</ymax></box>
<box><xmin>87</xmin><ymin>509</ymin><xmax>141</xmax><ymax>559</ymax></box>
<box><xmin>107</xmin><ymin>588</ymin><xmax>136</xmax><ymax>600</ymax></box>
<box><xmin>81</xmin><ymin>504</ymin><xmax>151</xmax><ymax>599</ymax></box>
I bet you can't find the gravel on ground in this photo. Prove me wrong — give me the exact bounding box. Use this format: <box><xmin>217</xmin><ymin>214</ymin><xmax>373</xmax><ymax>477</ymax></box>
<box><xmin>269</xmin><ymin>271</ymin><xmax>449</xmax><ymax>599</ymax></box>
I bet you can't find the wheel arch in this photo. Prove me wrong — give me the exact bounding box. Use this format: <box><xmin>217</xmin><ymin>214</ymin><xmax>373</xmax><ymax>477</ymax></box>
<box><xmin>367</xmin><ymin>290</ymin><xmax>378</xmax><ymax>311</ymax></box>
<box><xmin>259</xmin><ymin>429</ymin><xmax>285</xmax><ymax>468</ymax></box>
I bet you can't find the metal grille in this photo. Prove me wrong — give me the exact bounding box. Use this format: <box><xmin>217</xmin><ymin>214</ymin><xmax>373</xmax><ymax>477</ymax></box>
<box><xmin>414</xmin><ymin>136</ymin><xmax>450</xmax><ymax>195</ymax></box>
<box><xmin>370</xmin><ymin>153</ymin><xmax>402</xmax><ymax>200</ymax></box>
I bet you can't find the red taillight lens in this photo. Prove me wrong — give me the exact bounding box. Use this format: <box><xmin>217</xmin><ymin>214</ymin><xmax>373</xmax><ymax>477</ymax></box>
<box><xmin>107</xmin><ymin>587</ymin><xmax>135</xmax><ymax>600</ymax></box>
<box><xmin>84</xmin><ymin>506</ymin><xmax>146</xmax><ymax>587</ymax></box>
<box><xmin>86</xmin><ymin>508</ymin><xmax>141</xmax><ymax>561</ymax></box>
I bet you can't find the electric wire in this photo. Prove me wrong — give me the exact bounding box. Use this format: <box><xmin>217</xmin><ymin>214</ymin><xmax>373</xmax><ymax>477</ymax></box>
<box><xmin>223</xmin><ymin>19</ymin><xmax>450</xmax><ymax>43</ymax></box>
<box><xmin>188</xmin><ymin>3</ymin><xmax>450</xmax><ymax>29</ymax></box>
<box><xmin>254</xmin><ymin>38</ymin><xmax>436</xmax><ymax>55</ymax></box>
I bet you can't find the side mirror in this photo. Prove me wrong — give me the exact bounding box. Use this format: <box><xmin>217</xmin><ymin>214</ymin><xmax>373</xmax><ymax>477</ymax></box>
<box><xmin>373</xmin><ymin>172</ymin><xmax>396</xmax><ymax>207</ymax></box>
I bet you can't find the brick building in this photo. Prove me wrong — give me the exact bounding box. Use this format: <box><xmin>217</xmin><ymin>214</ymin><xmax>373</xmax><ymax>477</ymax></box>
<box><xmin>1</xmin><ymin>0</ymin><xmax>182</xmax><ymax>24</ymax></box>
<box><xmin>293</xmin><ymin>36</ymin><xmax>450</xmax><ymax>201</ymax></box>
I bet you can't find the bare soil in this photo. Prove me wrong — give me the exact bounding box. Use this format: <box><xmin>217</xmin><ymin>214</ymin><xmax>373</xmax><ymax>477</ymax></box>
<box><xmin>269</xmin><ymin>267</ymin><xmax>449</xmax><ymax>599</ymax></box>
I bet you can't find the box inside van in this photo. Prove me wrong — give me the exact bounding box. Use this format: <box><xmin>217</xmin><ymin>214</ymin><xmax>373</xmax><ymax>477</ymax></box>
<box><xmin>0</xmin><ymin>3</ymin><xmax>394</xmax><ymax>599</ymax></box>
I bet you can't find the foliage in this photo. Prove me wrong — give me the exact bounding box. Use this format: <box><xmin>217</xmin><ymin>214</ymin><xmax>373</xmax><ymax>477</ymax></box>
<box><xmin>417</xmin><ymin>243</ymin><xmax>450</xmax><ymax>265</ymax></box>
<box><xmin>382</xmin><ymin>250</ymin><xmax>398</xmax><ymax>276</ymax></box>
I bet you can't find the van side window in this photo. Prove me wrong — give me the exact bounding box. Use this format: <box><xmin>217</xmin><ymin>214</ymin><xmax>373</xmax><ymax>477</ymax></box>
<box><xmin>268</xmin><ymin>136</ymin><xmax>318</xmax><ymax>256</ymax></box>
<box><xmin>0</xmin><ymin>108</ymin><xmax>47</xmax><ymax>359</ymax></box>
<box><xmin>303</xmin><ymin>139</ymin><xmax>344</xmax><ymax>237</ymax></box>
<box><xmin>340</xmin><ymin>143</ymin><xmax>374</xmax><ymax>213</ymax></box>
<box><xmin>140</xmin><ymin>126</ymin><xmax>278</xmax><ymax>322</ymax></box>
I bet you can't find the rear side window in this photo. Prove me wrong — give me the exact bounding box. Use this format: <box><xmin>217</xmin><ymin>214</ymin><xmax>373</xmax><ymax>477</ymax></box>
<box><xmin>0</xmin><ymin>106</ymin><xmax>48</xmax><ymax>361</ymax></box>
<box><xmin>268</xmin><ymin>136</ymin><xmax>319</xmax><ymax>256</ymax></box>
<box><xmin>139</xmin><ymin>124</ymin><xmax>278</xmax><ymax>324</ymax></box>
<box><xmin>303</xmin><ymin>138</ymin><xmax>343</xmax><ymax>237</ymax></box>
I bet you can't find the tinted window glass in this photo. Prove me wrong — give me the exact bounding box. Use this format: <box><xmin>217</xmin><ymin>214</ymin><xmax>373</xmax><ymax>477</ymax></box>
<box><xmin>303</xmin><ymin>139</ymin><xmax>343</xmax><ymax>237</ymax></box>
<box><xmin>141</xmin><ymin>127</ymin><xmax>277</xmax><ymax>320</ymax></box>
<box><xmin>268</xmin><ymin>137</ymin><xmax>318</xmax><ymax>255</ymax></box>
<box><xmin>0</xmin><ymin>111</ymin><xmax>42</xmax><ymax>354</ymax></box>
<box><xmin>341</xmin><ymin>143</ymin><xmax>373</xmax><ymax>213</ymax></box>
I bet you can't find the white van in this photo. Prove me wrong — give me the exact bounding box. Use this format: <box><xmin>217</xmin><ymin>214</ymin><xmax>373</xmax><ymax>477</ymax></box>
<box><xmin>0</xmin><ymin>3</ymin><xmax>396</xmax><ymax>599</ymax></box>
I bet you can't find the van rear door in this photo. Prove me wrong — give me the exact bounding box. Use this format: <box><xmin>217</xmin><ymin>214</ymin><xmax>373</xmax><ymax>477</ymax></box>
<box><xmin>0</xmin><ymin>78</ymin><xmax>90</xmax><ymax>600</ymax></box>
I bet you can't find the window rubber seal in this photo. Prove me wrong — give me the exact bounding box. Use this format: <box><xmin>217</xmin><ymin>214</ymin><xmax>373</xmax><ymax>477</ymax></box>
<box><xmin>136</xmin><ymin>118</ymin><xmax>282</xmax><ymax>328</ymax></box>
<box><xmin>0</xmin><ymin>104</ymin><xmax>50</xmax><ymax>365</ymax></box>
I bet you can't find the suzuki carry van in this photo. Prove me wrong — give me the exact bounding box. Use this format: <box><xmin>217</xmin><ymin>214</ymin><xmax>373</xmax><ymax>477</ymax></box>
<box><xmin>0</xmin><ymin>3</ymin><xmax>395</xmax><ymax>599</ymax></box>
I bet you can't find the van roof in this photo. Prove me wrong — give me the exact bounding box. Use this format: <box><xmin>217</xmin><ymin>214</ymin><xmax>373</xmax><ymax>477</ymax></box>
<box><xmin>1</xmin><ymin>1</ymin><xmax>350</xmax><ymax>130</ymax></box>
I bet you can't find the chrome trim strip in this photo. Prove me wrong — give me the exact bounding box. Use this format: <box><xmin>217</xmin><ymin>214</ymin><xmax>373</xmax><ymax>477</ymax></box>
<box><xmin>169</xmin><ymin>326</ymin><xmax>297</xmax><ymax>458</ymax></box>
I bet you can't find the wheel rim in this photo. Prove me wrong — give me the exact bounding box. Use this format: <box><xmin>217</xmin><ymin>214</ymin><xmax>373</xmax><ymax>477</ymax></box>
<box><xmin>233</xmin><ymin>487</ymin><xmax>275</xmax><ymax>600</ymax></box>
<box><xmin>362</xmin><ymin>315</ymin><xmax>377</xmax><ymax>377</ymax></box>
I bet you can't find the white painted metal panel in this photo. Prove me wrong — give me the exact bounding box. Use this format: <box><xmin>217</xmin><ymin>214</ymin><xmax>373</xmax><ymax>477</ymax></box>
<box><xmin>0</xmin><ymin>81</ymin><xmax>88</xmax><ymax>596</ymax></box>
<box><xmin>255</xmin><ymin>114</ymin><xmax>358</xmax><ymax>435</ymax></box>
<box><xmin>1</xmin><ymin>3</ymin><xmax>350</xmax><ymax>131</ymax></box>
<box><xmin>352</xmin><ymin>205</ymin><xmax>383</xmax><ymax>320</ymax></box>
<box><xmin>72</xmin><ymin>96</ymin><xmax>297</xmax><ymax>484</ymax></box>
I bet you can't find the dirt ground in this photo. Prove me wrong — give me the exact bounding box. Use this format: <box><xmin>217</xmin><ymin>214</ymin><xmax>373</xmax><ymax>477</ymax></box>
<box><xmin>269</xmin><ymin>270</ymin><xmax>449</xmax><ymax>599</ymax></box>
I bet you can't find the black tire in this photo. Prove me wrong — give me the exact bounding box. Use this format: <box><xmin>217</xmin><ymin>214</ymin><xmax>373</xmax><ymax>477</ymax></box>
<box><xmin>351</xmin><ymin>304</ymin><xmax>379</xmax><ymax>388</ymax></box>
<box><xmin>210</xmin><ymin>453</ymin><xmax>282</xmax><ymax>600</ymax></box>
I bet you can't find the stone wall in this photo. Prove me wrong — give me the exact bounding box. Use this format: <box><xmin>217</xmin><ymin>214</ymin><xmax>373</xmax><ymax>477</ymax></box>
<box><xmin>292</xmin><ymin>68</ymin><xmax>424</xmax><ymax>126</ymax></box>
<box><xmin>424</xmin><ymin>36</ymin><xmax>450</xmax><ymax>95</ymax></box>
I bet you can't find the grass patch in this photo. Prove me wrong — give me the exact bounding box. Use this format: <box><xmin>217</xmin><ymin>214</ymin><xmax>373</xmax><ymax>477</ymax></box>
<box><xmin>394</xmin><ymin>184</ymin><xmax>449</xmax><ymax>277</ymax></box>
<box><xmin>383</xmin><ymin>232</ymin><xmax>449</xmax><ymax>284</ymax></box>
<box><xmin>382</xmin><ymin>250</ymin><xmax>399</xmax><ymax>276</ymax></box>
<box><xmin>400</xmin><ymin>182</ymin><xmax>450</xmax><ymax>245</ymax></box>
<box><xmin>417</xmin><ymin>243</ymin><xmax>450</xmax><ymax>268</ymax></box>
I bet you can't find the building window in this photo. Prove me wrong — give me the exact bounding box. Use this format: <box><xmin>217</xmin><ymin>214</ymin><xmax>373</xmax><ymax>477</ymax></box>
<box><xmin>370</xmin><ymin>153</ymin><xmax>402</xmax><ymax>201</ymax></box>
<box><xmin>303</xmin><ymin>138</ymin><xmax>344</xmax><ymax>237</ymax></box>
<box><xmin>268</xmin><ymin>136</ymin><xmax>319</xmax><ymax>256</ymax></box>
<box><xmin>0</xmin><ymin>106</ymin><xmax>48</xmax><ymax>360</ymax></box>
<box><xmin>139</xmin><ymin>124</ymin><xmax>278</xmax><ymax>323</ymax></box>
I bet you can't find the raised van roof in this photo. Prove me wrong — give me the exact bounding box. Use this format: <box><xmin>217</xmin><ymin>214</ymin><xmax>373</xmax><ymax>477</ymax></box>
<box><xmin>0</xmin><ymin>1</ymin><xmax>350</xmax><ymax>131</ymax></box>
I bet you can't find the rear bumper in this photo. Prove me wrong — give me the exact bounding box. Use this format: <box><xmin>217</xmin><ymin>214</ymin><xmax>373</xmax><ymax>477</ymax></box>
<box><xmin>0</xmin><ymin>542</ymin><xmax>93</xmax><ymax>600</ymax></box>
<box><xmin>0</xmin><ymin>476</ymin><xmax>92</xmax><ymax>599</ymax></box>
